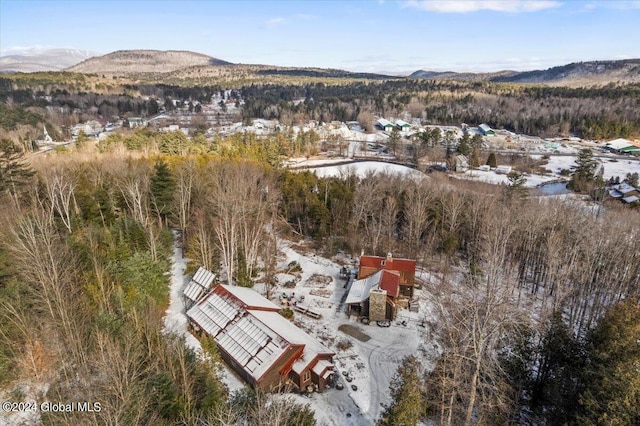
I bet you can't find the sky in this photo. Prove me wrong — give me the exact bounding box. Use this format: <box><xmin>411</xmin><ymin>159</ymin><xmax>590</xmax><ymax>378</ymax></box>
<box><xmin>1</xmin><ymin>0</ymin><xmax>639</xmax><ymax>73</ymax></box>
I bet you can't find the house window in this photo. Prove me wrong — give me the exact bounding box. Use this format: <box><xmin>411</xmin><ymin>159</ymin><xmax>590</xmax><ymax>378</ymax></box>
<box><xmin>302</xmin><ymin>370</ymin><xmax>311</xmax><ymax>382</ymax></box>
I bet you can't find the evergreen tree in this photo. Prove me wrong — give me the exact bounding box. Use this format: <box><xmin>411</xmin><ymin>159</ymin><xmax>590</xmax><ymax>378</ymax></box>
<box><xmin>150</xmin><ymin>159</ymin><xmax>176</xmax><ymax>226</ymax></box>
<box><xmin>569</xmin><ymin>149</ymin><xmax>600</xmax><ymax>193</ymax></box>
<box><xmin>388</xmin><ymin>127</ymin><xmax>401</xmax><ymax>158</ymax></box>
<box><xmin>0</xmin><ymin>138</ymin><xmax>35</xmax><ymax>200</ymax></box>
<box><xmin>378</xmin><ymin>355</ymin><xmax>424</xmax><ymax>426</ymax></box>
<box><xmin>486</xmin><ymin>152</ymin><xmax>497</xmax><ymax>168</ymax></box>
<box><xmin>457</xmin><ymin>129</ymin><xmax>472</xmax><ymax>157</ymax></box>
<box><xmin>531</xmin><ymin>313</ymin><xmax>584</xmax><ymax>425</ymax></box>
<box><xmin>624</xmin><ymin>172</ymin><xmax>639</xmax><ymax>187</ymax></box>
<box><xmin>577</xmin><ymin>298</ymin><xmax>640</xmax><ymax>426</ymax></box>
<box><xmin>505</xmin><ymin>171</ymin><xmax>528</xmax><ymax>201</ymax></box>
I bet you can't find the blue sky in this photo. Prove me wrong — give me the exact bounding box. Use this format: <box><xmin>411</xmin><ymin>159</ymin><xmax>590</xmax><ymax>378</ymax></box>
<box><xmin>1</xmin><ymin>0</ymin><xmax>639</xmax><ymax>73</ymax></box>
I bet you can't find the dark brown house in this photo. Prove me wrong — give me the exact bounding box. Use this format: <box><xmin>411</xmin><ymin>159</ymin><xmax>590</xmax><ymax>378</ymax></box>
<box><xmin>186</xmin><ymin>284</ymin><xmax>335</xmax><ymax>392</ymax></box>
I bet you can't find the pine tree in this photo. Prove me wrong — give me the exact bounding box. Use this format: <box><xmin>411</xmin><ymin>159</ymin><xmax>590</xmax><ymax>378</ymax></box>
<box><xmin>388</xmin><ymin>127</ymin><xmax>401</xmax><ymax>158</ymax></box>
<box><xmin>531</xmin><ymin>313</ymin><xmax>584</xmax><ymax>425</ymax></box>
<box><xmin>486</xmin><ymin>152</ymin><xmax>497</xmax><ymax>168</ymax></box>
<box><xmin>569</xmin><ymin>149</ymin><xmax>600</xmax><ymax>193</ymax></box>
<box><xmin>457</xmin><ymin>129</ymin><xmax>472</xmax><ymax>157</ymax></box>
<box><xmin>0</xmin><ymin>138</ymin><xmax>35</xmax><ymax>200</ymax></box>
<box><xmin>577</xmin><ymin>298</ymin><xmax>640</xmax><ymax>426</ymax></box>
<box><xmin>150</xmin><ymin>159</ymin><xmax>176</xmax><ymax>226</ymax></box>
<box><xmin>378</xmin><ymin>355</ymin><xmax>424</xmax><ymax>426</ymax></box>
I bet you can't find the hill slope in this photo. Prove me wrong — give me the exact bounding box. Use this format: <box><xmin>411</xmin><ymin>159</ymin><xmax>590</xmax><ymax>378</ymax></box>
<box><xmin>67</xmin><ymin>49</ymin><xmax>232</xmax><ymax>74</ymax></box>
<box><xmin>411</xmin><ymin>59</ymin><xmax>640</xmax><ymax>85</ymax></box>
<box><xmin>0</xmin><ymin>48</ymin><xmax>98</xmax><ymax>73</ymax></box>
<box><xmin>490</xmin><ymin>59</ymin><xmax>640</xmax><ymax>84</ymax></box>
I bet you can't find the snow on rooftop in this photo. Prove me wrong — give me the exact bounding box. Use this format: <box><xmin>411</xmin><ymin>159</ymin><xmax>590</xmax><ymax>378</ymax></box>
<box><xmin>221</xmin><ymin>285</ymin><xmax>281</xmax><ymax>310</ymax></box>
<box><xmin>345</xmin><ymin>271</ymin><xmax>383</xmax><ymax>305</ymax></box>
<box><xmin>250</xmin><ymin>310</ymin><xmax>334</xmax><ymax>358</ymax></box>
<box><xmin>605</xmin><ymin>138</ymin><xmax>634</xmax><ymax>150</ymax></box>
<box><xmin>312</xmin><ymin>359</ymin><xmax>333</xmax><ymax>376</ymax></box>
<box><xmin>217</xmin><ymin>315</ymin><xmax>288</xmax><ymax>381</ymax></box>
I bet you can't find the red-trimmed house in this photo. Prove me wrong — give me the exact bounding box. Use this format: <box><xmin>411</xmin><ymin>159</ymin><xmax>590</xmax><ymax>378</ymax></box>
<box><xmin>345</xmin><ymin>253</ymin><xmax>417</xmax><ymax>321</ymax></box>
<box><xmin>358</xmin><ymin>253</ymin><xmax>416</xmax><ymax>298</ymax></box>
<box><xmin>186</xmin><ymin>283</ymin><xmax>335</xmax><ymax>392</ymax></box>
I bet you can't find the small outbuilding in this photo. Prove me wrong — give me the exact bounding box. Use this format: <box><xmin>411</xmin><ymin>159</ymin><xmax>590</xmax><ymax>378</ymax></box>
<box><xmin>376</xmin><ymin>118</ymin><xmax>394</xmax><ymax>132</ymax></box>
<box><xmin>395</xmin><ymin>119</ymin><xmax>411</xmax><ymax>131</ymax></box>
<box><xmin>478</xmin><ymin>123</ymin><xmax>495</xmax><ymax>136</ymax></box>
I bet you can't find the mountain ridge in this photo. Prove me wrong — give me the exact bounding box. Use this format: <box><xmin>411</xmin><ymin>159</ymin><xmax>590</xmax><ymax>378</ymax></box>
<box><xmin>410</xmin><ymin>59</ymin><xmax>640</xmax><ymax>84</ymax></box>
<box><xmin>0</xmin><ymin>48</ymin><xmax>99</xmax><ymax>72</ymax></box>
<box><xmin>67</xmin><ymin>49</ymin><xmax>232</xmax><ymax>74</ymax></box>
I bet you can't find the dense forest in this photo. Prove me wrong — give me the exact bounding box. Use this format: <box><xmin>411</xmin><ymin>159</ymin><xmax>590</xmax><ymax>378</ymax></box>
<box><xmin>1</xmin><ymin>131</ymin><xmax>638</xmax><ymax>424</ymax></box>
<box><xmin>2</xmin><ymin>75</ymin><xmax>640</xmax><ymax>142</ymax></box>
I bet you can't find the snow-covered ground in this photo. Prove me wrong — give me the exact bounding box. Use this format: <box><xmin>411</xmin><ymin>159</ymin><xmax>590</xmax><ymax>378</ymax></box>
<box><xmin>457</xmin><ymin>154</ymin><xmax>638</xmax><ymax>188</ymax></box>
<box><xmin>535</xmin><ymin>155</ymin><xmax>640</xmax><ymax>180</ymax></box>
<box><xmin>300</xmin><ymin>160</ymin><xmax>424</xmax><ymax>180</ymax></box>
<box><xmin>271</xmin><ymin>240</ymin><xmax>439</xmax><ymax>425</ymax></box>
<box><xmin>457</xmin><ymin>169</ymin><xmax>557</xmax><ymax>187</ymax></box>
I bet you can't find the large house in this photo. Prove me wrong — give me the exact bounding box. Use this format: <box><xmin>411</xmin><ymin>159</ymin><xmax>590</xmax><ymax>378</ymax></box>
<box><xmin>345</xmin><ymin>253</ymin><xmax>417</xmax><ymax>321</ymax></box>
<box><xmin>186</xmin><ymin>283</ymin><xmax>335</xmax><ymax>393</ymax></box>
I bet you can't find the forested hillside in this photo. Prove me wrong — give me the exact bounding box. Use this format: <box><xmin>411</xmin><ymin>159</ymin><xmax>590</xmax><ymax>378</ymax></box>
<box><xmin>1</xmin><ymin>132</ymin><xmax>638</xmax><ymax>424</ymax></box>
<box><xmin>4</xmin><ymin>74</ymin><xmax>640</xmax><ymax>142</ymax></box>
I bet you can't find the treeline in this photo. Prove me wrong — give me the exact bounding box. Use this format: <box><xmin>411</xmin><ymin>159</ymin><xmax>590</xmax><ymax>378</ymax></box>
<box><xmin>99</xmin><ymin>128</ymin><xmax>319</xmax><ymax>163</ymax></box>
<box><xmin>238</xmin><ymin>80</ymin><xmax>640</xmax><ymax>138</ymax></box>
<box><xmin>4</xmin><ymin>75</ymin><xmax>640</xmax><ymax>139</ymax></box>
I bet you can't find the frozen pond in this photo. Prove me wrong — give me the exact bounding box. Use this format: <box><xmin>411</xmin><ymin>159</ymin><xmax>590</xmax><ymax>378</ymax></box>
<box><xmin>537</xmin><ymin>181</ymin><xmax>571</xmax><ymax>195</ymax></box>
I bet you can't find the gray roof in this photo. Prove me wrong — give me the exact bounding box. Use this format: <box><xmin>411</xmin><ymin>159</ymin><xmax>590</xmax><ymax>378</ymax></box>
<box><xmin>183</xmin><ymin>267</ymin><xmax>215</xmax><ymax>303</ymax></box>
<box><xmin>345</xmin><ymin>270</ymin><xmax>383</xmax><ymax>305</ymax></box>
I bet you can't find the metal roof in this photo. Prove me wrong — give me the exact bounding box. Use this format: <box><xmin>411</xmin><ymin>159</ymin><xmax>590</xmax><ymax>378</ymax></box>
<box><xmin>183</xmin><ymin>267</ymin><xmax>216</xmax><ymax>303</ymax></box>
<box><xmin>345</xmin><ymin>271</ymin><xmax>383</xmax><ymax>305</ymax></box>
<box><xmin>221</xmin><ymin>285</ymin><xmax>281</xmax><ymax>310</ymax></box>
<box><xmin>188</xmin><ymin>285</ymin><xmax>333</xmax><ymax>384</ymax></box>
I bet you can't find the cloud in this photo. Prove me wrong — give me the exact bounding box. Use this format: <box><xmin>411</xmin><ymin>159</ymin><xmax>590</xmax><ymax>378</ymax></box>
<box><xmin>403</xmin><ymin>0</ymin><xmax>562</xmax><ymax>13</ymax></box>
<box><xmin>1</xmin><ymin>45</ymin><xmax>49</xmax><ymax>55</ymax></box>
<box><xmin>265</xmin><ymin>17</ymin><xmax>286</xmax><ymax>28</ymax></box>
<box><xmin>583</xmin><ymin>1</ymin><xmax>640</xmax><ymax>10</ymax></box>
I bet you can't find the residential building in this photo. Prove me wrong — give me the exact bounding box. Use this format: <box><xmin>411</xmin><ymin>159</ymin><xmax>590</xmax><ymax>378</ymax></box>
<box><xmin>186</xmin><ymin>283</ymin><xmax>335</xmax><ymax>392</ymax></box>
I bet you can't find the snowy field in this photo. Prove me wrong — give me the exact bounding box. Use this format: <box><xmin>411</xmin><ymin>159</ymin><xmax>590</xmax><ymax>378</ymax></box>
<box><xmin>457</xmin><ymin>169</ymin><xmax>556</xmax><ymax>187</ymax></box>
<box><xmin>537</xmin><ymin>155</ymin><xmax>640</xmax><ymax>180</ymax></box>
<box><xmin>297</xmin><ymin>160</ymin><xmax>424</xmax><ymax>180</ymax></box>
<box><xmin>457</xmin><ymin>154</ymin><xmax>638</xmax><ymax>188</ymax></box>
